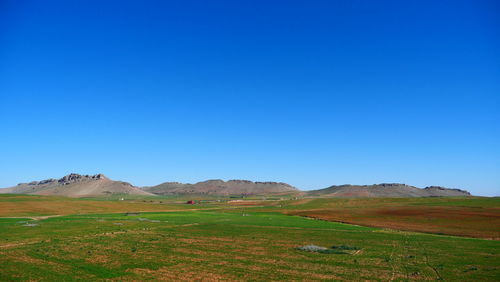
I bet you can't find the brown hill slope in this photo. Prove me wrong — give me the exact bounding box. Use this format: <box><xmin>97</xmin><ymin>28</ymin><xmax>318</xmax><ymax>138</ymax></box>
<box><xmin>143</xmin><ymin>179</ymin><xmax>300</xmax><ymax>196</ymax></box>
<box><xmin>307</xmin><ymin>183</ymin><xmax>471</xmax><ymax>198</ymax></box>
<box><xmin>0</xmin><ymin>173</ymin><xmax>154</xmax><ymax>197</ymax></box>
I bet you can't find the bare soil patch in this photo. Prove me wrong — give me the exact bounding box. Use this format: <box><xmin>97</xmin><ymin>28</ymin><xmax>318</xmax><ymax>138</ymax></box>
<box><xmin>288</xmin><ymin>206</ymin><xmax>500</xmax><ymax>239</ymax></box>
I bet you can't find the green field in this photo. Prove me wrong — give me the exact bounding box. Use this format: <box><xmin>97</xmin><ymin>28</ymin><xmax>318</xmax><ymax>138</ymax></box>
<box><xmin>0</xmin><ymin>196</ymin><xmax>499</xmax><ymax>281</ymax></box>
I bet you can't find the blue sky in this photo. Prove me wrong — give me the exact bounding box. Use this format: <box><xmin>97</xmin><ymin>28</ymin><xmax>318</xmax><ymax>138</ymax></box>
<box><xmin>1</xmin><ymin>0</ymin><xmax>499</xmax><ymax>196</ymax></box>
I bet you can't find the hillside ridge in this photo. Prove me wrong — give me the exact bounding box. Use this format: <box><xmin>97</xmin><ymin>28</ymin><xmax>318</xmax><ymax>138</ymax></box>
<box><xmin>307</xmin><ymin>183</ymin><xmax>471</xmax><ymax>197</ymax></box>
<box><xmin>142</xmin><ymin>179</ymin><xmax>299</xmax><ymax>196</ymax></box>
<box><xmin>1</xmin><ymin>175</ymin><xmax>472</xmax><ymax>198</ymax></box>
<box><xmin>1</xmin><ymin>173</ymin><xmax>152</xmax><ymax>197</ymax></box>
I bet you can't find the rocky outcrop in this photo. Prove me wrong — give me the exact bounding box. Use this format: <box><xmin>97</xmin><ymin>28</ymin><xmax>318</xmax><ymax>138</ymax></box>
<box><xmin>423</xmin><ymin>186</ymin><xmax>471</xmax><ymax>196</ymax></box>
<box><xmin>18</xmin><ymin>173</ymin><xmax>109</xmax><ymax>187</ymax></box>
<box><xmin>57</xmin><ymin>173</ymin><xmax>108</xmax><ymax>185</ymax></box>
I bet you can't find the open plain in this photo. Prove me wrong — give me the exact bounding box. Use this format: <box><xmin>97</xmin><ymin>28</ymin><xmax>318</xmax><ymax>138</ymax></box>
<box><xmin>0</xmin><ymin>194</ymin><xmax>498</xmax><ymax>281</ymax></box>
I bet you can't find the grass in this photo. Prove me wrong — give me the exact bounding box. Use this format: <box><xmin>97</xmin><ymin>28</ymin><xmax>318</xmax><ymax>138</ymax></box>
<box><xmin>0</xmin><ymin>194</ymin><xmax>217</xmax><ymax>217</ymax></box>
<box><xmin>0</xmin><ymin>195</ymin><xmax>498</xmax><ymax>280</ymax></box>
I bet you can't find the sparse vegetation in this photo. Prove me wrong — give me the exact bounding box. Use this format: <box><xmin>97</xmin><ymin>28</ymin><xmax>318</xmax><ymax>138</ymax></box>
<box><xmin>0</xmin><ymin>195</ymin><xmax>498</xmax><ymax>281</ymax></box>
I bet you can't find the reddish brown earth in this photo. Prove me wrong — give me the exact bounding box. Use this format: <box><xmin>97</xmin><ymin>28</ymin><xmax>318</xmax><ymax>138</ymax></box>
<box><xmin>288</xmin><ymin>206</ymin><xmax>500</xmax><ymax>239</ymax></box>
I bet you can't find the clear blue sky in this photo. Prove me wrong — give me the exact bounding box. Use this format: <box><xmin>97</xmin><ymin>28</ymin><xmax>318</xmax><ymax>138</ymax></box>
<box><xmin>1</xmin><ymin>0</ymin><xmax>499</xmax><ymax>196</ymax></box>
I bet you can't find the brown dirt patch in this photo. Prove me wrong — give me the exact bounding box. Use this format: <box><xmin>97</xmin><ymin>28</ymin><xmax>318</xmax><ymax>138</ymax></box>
<box><xmin>288</xmin><ymin>206</ymin><xmax>500</xmax><ymax>239</ymax></box>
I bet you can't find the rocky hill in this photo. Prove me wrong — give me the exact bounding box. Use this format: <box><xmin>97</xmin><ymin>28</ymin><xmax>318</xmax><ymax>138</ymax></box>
<box><xmin>142</xmin><ymin>179</ymin><xmax>300</xmax><ymax>196</ymax></box>
<box><xmin>0</xmin><ymin>173</ymin><xmax>154</xmax><ymax>197</ymax></box>
<box><xmin>306</xmin><ymin>183</ymin><xmax>471</xmax><ymax>198</ymax></box>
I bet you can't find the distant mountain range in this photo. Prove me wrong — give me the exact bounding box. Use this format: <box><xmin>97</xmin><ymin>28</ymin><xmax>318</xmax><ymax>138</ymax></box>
<box><xmin>0</xmin><ymin>173</ymin><xmax>472</xmax><ymax>198</ymax></box>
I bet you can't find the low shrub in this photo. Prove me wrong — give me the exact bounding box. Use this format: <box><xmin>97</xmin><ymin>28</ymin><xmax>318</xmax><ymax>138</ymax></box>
<box><xmin>296</xmin><ymin>244</ymin><xmax>361</xmax><ymax>254</ymax></box>
<box><xmin>331</xmin><ymin>245</ymin><xmax>361</xmax><ymax>251</ymax></box>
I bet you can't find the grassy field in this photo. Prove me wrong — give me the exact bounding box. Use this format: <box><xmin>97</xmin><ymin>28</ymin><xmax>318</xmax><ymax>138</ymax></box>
<box><xmin>0</xmin><ymin>194</ymin><xmax>217</xmax><ymax>217</ymax></box>
<box><xmin>0</xmin><ymin>195</ymin><xmax>499</xmax><ymax>281</ymax></box>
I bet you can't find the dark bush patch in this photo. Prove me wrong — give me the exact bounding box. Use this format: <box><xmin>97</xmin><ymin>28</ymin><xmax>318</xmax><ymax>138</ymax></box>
<box><xmin>331</xmin><ymin>245</ymin><xmax>361</xmax><ymax>251</ymax></box>
<box><xmin>296</xmin><ymin>244</ymin><xmax>361</xmax><ymax>254</ymax></box>
<box><xmin>316</xmin><ymin>249</ymin><xmax>349</xmax><ymax>254</ymax></box>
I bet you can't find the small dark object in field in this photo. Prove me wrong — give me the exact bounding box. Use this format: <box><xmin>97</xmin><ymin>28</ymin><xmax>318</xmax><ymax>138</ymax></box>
<box><xmin>125</xmin><ymin>212</ymin><xmax>140</xmax><ymax>216</ymax></box>
<box><xmin>296</xmin><ymin>245</ymin><xmax>347</xmax><ymax>254</ymax></box>
<box><xmin>464</xmin><ymin>266</ymin><xmax>478</xmax><ymax>272</ymax></box>
<box><xmin>331</xmin><ymin>245</ymin><xmax>361</xmax><ymax>251</ymax></box>
<box><xmin>317</xmin><ymin>249</ymin><xmax>349</xmax><ymax>254</ymax></box>
<box><xmin>297</xmin><ymin>244</ymin><xmax>361</xmax><ymax>254</ymax></box>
